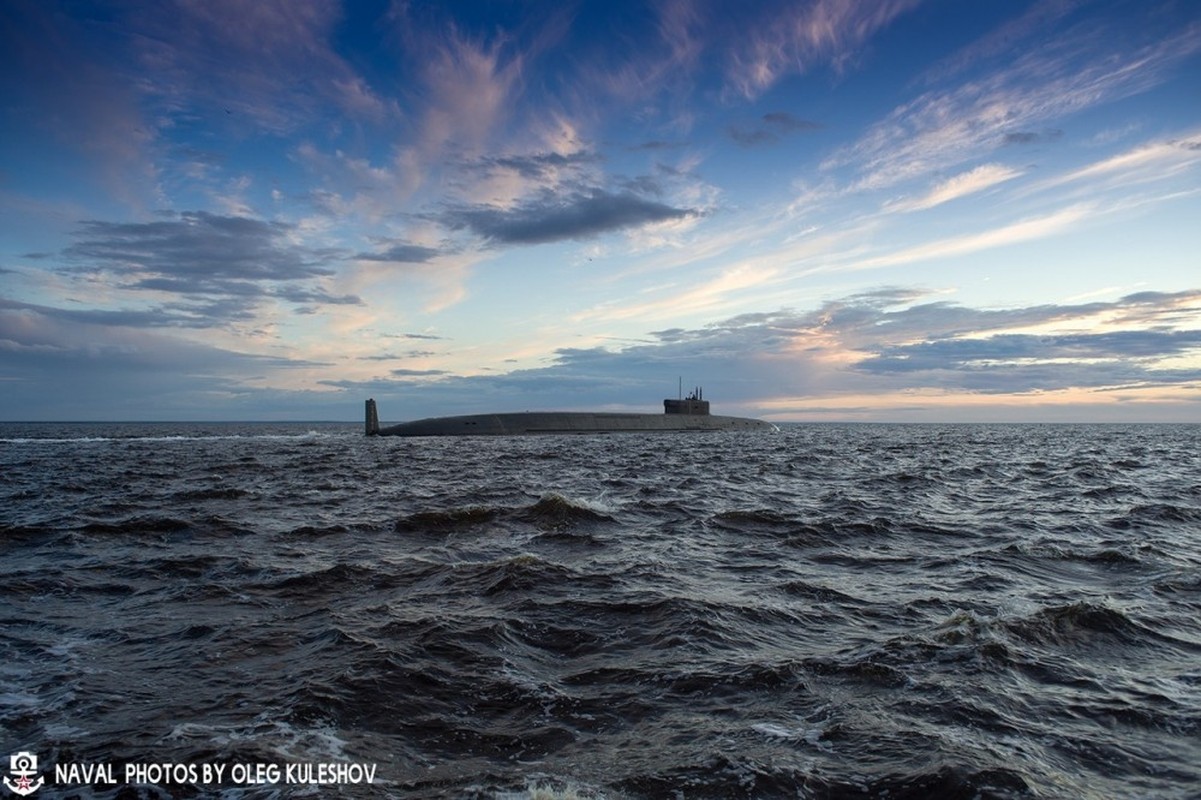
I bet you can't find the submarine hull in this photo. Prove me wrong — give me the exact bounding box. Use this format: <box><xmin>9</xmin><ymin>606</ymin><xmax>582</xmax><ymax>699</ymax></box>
<box><xmin>375</xmin><ymin>410</ymin><xmax>776</xmax><ymax>436</ymax></box>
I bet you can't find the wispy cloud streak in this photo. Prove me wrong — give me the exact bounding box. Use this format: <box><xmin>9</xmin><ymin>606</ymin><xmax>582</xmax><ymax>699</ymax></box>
<box><xmin>723</xmin><ymin>0</ymin><xmax>921</xmax><ymax>98</ymax></box>
<box><xmin>886</xmin><ymin>163</ymin><xmax>1023</xmax><ymax>212</ymax></box>
<box><xmin>849</xmin><ymin>204</ymin><xmax>1092</xmax><ymax>271</ymax></box>
<box><xmin>826</xmin><ymin>15</ymin><xmax>1201</xmax><ymax>190</ymax></box>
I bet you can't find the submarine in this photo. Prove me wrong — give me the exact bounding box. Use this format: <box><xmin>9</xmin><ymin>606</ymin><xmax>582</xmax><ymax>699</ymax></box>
<box><xmin>365</xmin><ymin>388</ymin><xmax>776</xmax><ymax>436</ymax></box>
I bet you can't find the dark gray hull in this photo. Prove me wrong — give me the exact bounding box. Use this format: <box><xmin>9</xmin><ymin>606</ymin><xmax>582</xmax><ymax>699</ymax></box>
<box><xmin>375</xmin><ymin>410</ymin><xmax>776</xmax><ymax>436</ymax></box>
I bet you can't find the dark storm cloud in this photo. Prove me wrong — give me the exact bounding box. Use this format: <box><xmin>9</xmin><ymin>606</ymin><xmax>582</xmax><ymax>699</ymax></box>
<box><xmin>442</xmin><ymin>189</ymin><xmax>695</xmax><ymax>245</ymax></box>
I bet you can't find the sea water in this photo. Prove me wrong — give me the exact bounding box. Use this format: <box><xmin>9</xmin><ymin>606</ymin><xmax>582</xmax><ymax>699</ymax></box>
<box><xmin>2</xmin><ymin>422</ymin><xmax>1199</xmax><ymax>798</ymax></box>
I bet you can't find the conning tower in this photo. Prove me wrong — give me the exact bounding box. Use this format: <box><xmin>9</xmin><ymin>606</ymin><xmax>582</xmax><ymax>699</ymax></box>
<box><xmin>664</xmin><ymin>386</ymin><xmax>709</xmax><ymax>416</ymax></box>
<box><xmin>365</xmin><ymin>398</ymin><xmax>381</xmax><ymax>436</ymax></box>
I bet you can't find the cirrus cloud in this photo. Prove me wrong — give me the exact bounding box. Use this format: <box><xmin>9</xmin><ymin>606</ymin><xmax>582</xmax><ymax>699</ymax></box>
<box><xmin>885</xmin><ymin>163</ymin><xmax>1023</xmax><ymax>213</ymax></box>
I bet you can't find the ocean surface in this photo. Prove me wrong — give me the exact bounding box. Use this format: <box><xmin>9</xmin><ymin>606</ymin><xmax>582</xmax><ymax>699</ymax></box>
<box><xmin>2</xmin><ymin>421</ymin><xmax>1200</xmax><ymax>799</ymax></box>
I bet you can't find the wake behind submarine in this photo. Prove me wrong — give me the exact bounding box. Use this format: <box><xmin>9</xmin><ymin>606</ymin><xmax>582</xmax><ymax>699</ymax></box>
<box><xmin>365</xmin><ymin>388</ymin><xmax>777</xmax><ymax>436</ymax></box>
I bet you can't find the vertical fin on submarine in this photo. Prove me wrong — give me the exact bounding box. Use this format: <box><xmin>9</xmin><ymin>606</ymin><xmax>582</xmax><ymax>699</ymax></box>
<box><xmin>366</xmin><ymin>398</ymin><xmax>380</xmax><ymax>436</ymax></box>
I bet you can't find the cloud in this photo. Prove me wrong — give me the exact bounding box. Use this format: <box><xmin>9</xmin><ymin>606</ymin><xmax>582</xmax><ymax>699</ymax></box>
<box><xmin>13</xmin><ymin>282</ymin><xmax>1194</xmax><ymax>421</ymax></box>
<box><xmin>360</xmin><ymin>351</ymin><xmax>437</xmax><ymax>361</ymax></box>
<box><xmin>728</xmin><ymin>127</ymin><xmax>777</xmax><ymax>148</ymax></box>
<box><xmin>382</xmin><ymin>332</ymin><xmax>449</xmax><ymax>341</ymax></box>
<box><xmin>67</xmin><ymin>212</ymin><xmax>332</xmax><ymax>281</ymax></box>
<box><xmin>354</xmin><ymin>243</ymin><xmax>441</xmax><ymax>263</ymax></box>
<box><xmin>826</xmin><ymin>13</ymin><xmax>1201</xmax><ymax>190</ymax></box>
<box><xmin>329</xmin><ymin>287</ymin><xmax>1201</xmax><ymax>421</ymax></box>
<box><xmin>396</xmin><ymin>11</ymin><xmax>532</xmax><ymax>157</ymax></box>
<box><xmin>886</xmin><ymin>163</ymin><xmax>1023</xmax><ymax>212</ymax></box>
<box><xmin>133</xmin><ymin>0</ymin><xmax>392</xmax><ymax>134</ymax></box>
<box><xmin>850</xmin><ymin>203</ymin><xmax>1091</xmax><ymax>271</ymax></box>
<box><xmin>442</xmin><ymin>189</ymin><xmax>695</xmax><ymax>245</ymax></box>
<box><xmin>629</xmin><ymin>140</ymin><xmax>689</xmax><ymax>152</ymax></box>
<box><xmin>763</xmin><ymin>111</ymin><xmax>821</xmax><ymax>133</ymax></box>
<box><xmin>390</xmin><ymin>368</ymin><xmax>449</xmax><ymax>377</ymax></box>
<box><xmin>0</xmin><ymin>299</ymin><xmax>332</xmax><ymax>419</ymax></box>
<box><xmin>588</xmin><ymin>1</ymin><xmax>704</xmax><ymax>112</ymax></box>
<box><xmin>916</xmin><ymin>0</ymin><xmax>1085</xmax><ymax>85</ymax></box>
<box><xmin>858</xmin><ymin>330</ymin><xmax>1201</xmax><ymax>373</ymax></box>
<box><xmin>729</xmin><ymin>111</ymin><xmax>821</xmax><ymax>147</ymax></box>
<box><xmin>0</xmin><ymin>299</ymin><xmax>315</xmax><ymax>367</ymax></box>
<box><xmin>574</xmin><ymin>262</ymin><xmax>782</xmax><ymax>325</ymax></box>
<box><xmin>586</xmin><ymin>1</ymin><xmax>915</xmax><ymax>122</ymax></box>
<box><xmin>787</xmin><ymin>288</ymin><xmax>1201</xmax><ymax>395</ymax></box>
<box><xmin>723</xmin><ymin>0</ymin><xmax>922</xmax><ymax>99</ymax></box>
<box><xmin>470</xmin><ymin>151</ymin><xmax>601</xmax><ymax>181</ymax></box>
<box><xmin>1003</xmin><ymin>129</ymin><xmax>1063</xmax><ymax>146</ymax></box>
<box><xmin>0</xmin><ymin>1</ymin><xmax>397</xmax><ymax>215</ymax></box>
<box><xmin>448</xmin><ymin>147</ymin><xmax>611</xmax><ymax>211</ymax></box>
<box><xmin>1030</xmin><ymin>133</ymin><xmax>1201</xmax><ymax>192</ymax></box>
<box><xmin>57</xmin><ymin>211</ymin><xmax>358</xmax><ymax>326</ymax></box>
<box><xmin>0</xmin><ymin>1</ymin><xmax>155</xmax><ymax>205</ymax></box>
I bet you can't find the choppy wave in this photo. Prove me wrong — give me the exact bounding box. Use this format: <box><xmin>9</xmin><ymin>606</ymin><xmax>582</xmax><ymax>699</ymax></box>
<box><xmin>3</xmin><ymin>422</ymin><xmax>1201</xmax><ymax>798</ymax></box>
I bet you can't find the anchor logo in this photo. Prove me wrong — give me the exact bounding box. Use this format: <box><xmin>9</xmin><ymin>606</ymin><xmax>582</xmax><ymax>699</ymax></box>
<box><xmin>4</xmin><ymin>752</ymin><xmax>44</xmax><ymax>796</ymax></box>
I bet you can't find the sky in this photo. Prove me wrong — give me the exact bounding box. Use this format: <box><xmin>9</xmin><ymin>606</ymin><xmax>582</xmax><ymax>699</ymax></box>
<box><xmin>2</xmin><ymin>0</ymin><xmax>1200</xmax><ymax>423</ymax></box>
